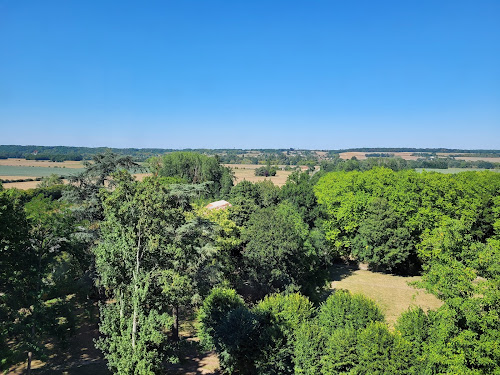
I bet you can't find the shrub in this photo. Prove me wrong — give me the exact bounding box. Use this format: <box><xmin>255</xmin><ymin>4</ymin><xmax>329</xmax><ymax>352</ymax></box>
<box><xmin>197</xmin><ymin>288</ymin><xmax>245</xmax><ymax>349</ymax></box>
<box><xmin>318</xmin><ymin>290</ymin><xmax>384</xmax><ymax>333</ymax></box>
<box><xmin>254</xmin><ymin>293</ymin><xmax>314</xmax><ymax>374</ymax></box>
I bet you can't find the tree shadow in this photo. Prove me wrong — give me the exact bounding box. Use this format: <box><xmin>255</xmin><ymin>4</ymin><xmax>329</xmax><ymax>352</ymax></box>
<box><xmin>16</xmin><ymin>300</ymin><xmax>109</xmax><ymax>375</ymax></box>
<box><xmin>166</xmin><ymin>339</ymin><xmax>220</xmax><ymax>375</ymax></box>
<box><xmin>328</xmin><ymin>260</ymin><xmax>358</xmax><ymax>282</ymax></box>
<box><xmin>318</xmin><ymin>261</ymin><xmax>358</xmax><ymax>303</ymax></box>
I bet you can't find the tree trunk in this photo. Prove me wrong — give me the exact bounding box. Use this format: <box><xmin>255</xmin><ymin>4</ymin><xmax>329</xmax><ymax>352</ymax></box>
<box><xmin>120</xmin><ymin>290</ymin><xmax>124</xmax><ymax>320</ymax></box>
<box><xmin>172</xmin><ymin>304</ymin><xmax>179</xmax><ymax>341</ymax></box>
<box><xmin>28</xmin><ymin>246</ymin><xmax>42</xmax><ymax>374</ymax></box>
<box><xmin>132</xmin><ymin>234</ymin><xmax>141</xmax><ymax>350</ymax></box>
<box><xmin>27</xmin><ymin>350</ymin><xmax>32</xmax><ymax>374</ymax></box>
<box><xmin>132</xmin><ymin>302</ymin><xmax>137</xmax><ymax>349</ymax></box>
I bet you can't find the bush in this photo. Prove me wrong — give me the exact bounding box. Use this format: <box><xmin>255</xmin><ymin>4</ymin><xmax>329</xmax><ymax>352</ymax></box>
<box><xmin>320</xmin><ymin>327</ymin><xmax>358</xmax><ymax>374</ymax></box>
<box><xmin>254</xmin><ymin>166</ymin><xmax>277</xmax><ymax>177</ymax></box>
<box><xmin>254</xmin><ymin>293</ymin><xmax>314</xmax><ymax>374</ymax></box>
<box><xmin>294</xmin><ymin>322</ymin><xmax>323</xmax><ymax>375</ymax></box>
<box><xmin>197</xmin><ymin>288</ymin><xmax>245</xmax><ymax>349</ymax></box>
<box><xmin>318</xmin><ymin>290</ymin><xmax>384</xmax><ymax>333</ymax></box>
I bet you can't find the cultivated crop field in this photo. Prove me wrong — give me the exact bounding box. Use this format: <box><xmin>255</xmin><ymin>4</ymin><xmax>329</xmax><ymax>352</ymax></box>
<box><xmin>0</xmin><ymin>159</ymin><xmax>149</xmax><ymax>190</ymax></box>
<box><xmin>0</xmin><ymin>165</ymin><xmax>84</xmax><ymax>178</ymax></box>
<box><xmin>0</xmin><ymin>158</ymin><xmax>85</xmax><ymax>168</ymax></box>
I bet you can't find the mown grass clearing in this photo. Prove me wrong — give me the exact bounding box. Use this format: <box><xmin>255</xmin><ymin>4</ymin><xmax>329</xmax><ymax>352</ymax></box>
<box><xmin>329</xmin><ymin>264</ymin><xmax>442</xmax><ymax>326</ymax></box>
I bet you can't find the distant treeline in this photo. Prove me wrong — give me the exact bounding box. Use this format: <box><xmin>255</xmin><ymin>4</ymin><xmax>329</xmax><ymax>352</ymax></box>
<box><xmin>25</xmin><ymin>153</ymin><xmax>83</xmax><ymax>162</ymax></box>
<box><xmin>365</xmin><ymin>153</ymin><xmax>394</xmax><ymax>158</ymax></box>
<box><xmin>321</xmin><ymin>156</ymin><xmax>500</xmax><ymax>172</ymax></box>
<box><xmin>0</xmin><ymin>145</ymin><xmax>172</xmax><ymax>162</ymax></box>
<box><xmin>1</xmin><ymin>145</ymin><xmax>499</xmax><ymax>165</ymax></box>
<box><xmin>329</xmin><ymin>147</ymin><xmax>500</xmax><ymax>155</ymax></box>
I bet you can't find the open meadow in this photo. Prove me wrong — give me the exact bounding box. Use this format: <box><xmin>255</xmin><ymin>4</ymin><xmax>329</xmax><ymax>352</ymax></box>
<box><xmin>225</xmin><ymin>164</ymin><xmax>296</xmax><ymax>186</ymax></box>
<box><xmin>329</xmin><ymin>264</ymin><xmax>442</xmax><ymax>326</ymax></box>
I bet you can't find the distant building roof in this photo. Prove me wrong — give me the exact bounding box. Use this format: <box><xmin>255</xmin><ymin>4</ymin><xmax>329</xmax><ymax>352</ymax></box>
<box><xmin>206</xmin><ymin>200</ymin><xmax>232</xmax><ymax>210</ymax></box>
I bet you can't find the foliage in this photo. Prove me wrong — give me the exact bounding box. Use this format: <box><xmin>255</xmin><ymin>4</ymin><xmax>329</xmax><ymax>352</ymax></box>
<box><xmin>37</xmin><ymin>173</ymin><xmax>63</xmax><ymax>188</ymax></box>
<box><xmin>0</xmin><ymin>191</ymin><xmax>80</xmax><ymax>371</ymax></box>
<box><xmin>153</xmin><ymin>151</ymin><xmax>233</xmax><ymax>198</ymax></box>
<box><xmin>195</xmin><ymin>205</ymin><xmax>243</xmax><ymax>287</ymax></box>
<box><xmin>199</xmin><ymin>291</ymin><xmax>314</xmax><ymax>375</ymax></box>
<box><xmin>197</xmin><ymin>287</ymin><xmax>245</xmax><ymax>349</ymax></box>
<box><xmin>315</xmin><ymin>168</ymin><xmax>500</xmax><ymax>273</ymax></box>
<box><xmin>280</xmin><ymin>171</ymin><xmax>322</xmax><ymax>228</ymax></box>
<box><xmin>94</xmin><ymin>173</ymin><xmax>216</xmax><ymax>374</ymax></box>
<box><xmin>64</xmin><ymin>150</ymin><xmax>140</xmax><ymax>224</ymax></box>
<box><xmin>197</xmin><ymin>288</ymin><xmax>261</xmax><ymax>374</ymax></box>
<box><xmin>254</xmin><ymin>165</ymin><xmax>277</xmax><ymax>177</ymax></box>
<box><xmin>352</xmin><ymin>198</ymin><xmax>414</xmax><ymax>273</ymax></box>
<box><xmin>318</xmin><ymin>290</ymin><xmax>384</xmax><ymax>333</ymax></box>
<box><xmin>241</xmin><ymin>202</ymin><xmax>326</xmax><ymax>300</ymax></box>
<box><xmin>254</xmin><ymin>293</ymin><xmax>314</xmax><ymax>374</ymax></box>
<box><xmin>293</xmin><ymin>321</ymin><xmax>323</xmax><ymax>375</ymax></box>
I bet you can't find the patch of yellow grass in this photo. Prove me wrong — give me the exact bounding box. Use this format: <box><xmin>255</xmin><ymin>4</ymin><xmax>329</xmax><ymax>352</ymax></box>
<box><xmin>0</xmin><ymin>175</ymin><xmax>39</xmax><ymax>180</ymax></box>
<box><xmin>225</xmin><ymin>164</ymin><xmax>294</xmax><ymax>187</ymax></box>
<box><xmin>133</xmin><ymin>173</ymin><xmax>151</xmax><ymax>181</ymax></box>
<box><xmin>330</xmin><ymin>266</ymin><xmax>442</xmax><ymax>326</ymax></box>
<box><xmin>2</xmin><ymin>180</ymin><xmax>41</xmax><ymax>190</ymax></box>
<box><xmin>0</xmin><ymin>158</ymin><xmax>84</xmax><ymax>168</ymax></box>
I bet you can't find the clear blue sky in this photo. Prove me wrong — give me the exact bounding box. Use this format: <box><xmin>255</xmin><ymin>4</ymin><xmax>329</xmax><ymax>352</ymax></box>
<box><xmin>1</xmin><ymin>0</ymin><xmax>499</xmax><ymax>149</ymax></box>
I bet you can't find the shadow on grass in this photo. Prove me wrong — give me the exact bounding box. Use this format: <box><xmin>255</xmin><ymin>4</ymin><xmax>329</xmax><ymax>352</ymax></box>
<box><xmin>32</xmin><ymin>362</ymin><xmax>109</xmax><ymax>375</ymax></box>
<box><xmin>21</xmin><ymin>301</ymin><xmax>110</xmax><ymax>375</ymax></box>
<box><xmin>328</xmin><ymin>261</ymin><xmax>358</xmax><ymax>282</ymax></box>
<box><xmin>166</xmin><ymin>339</ymin><xmax>220</xmax><ymax>375</ymax></box>
<box><xmin>318</xmin><ymin>261</ymin><xmax>358</xmax><ymax>302</ymax></box>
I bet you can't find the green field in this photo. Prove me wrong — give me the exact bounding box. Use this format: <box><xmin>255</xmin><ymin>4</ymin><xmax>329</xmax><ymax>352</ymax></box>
<box><xmin>0</xmin><ymin>165</ymin><xmax>85</xmax><ymax>178</ymax></box>
<box><xmin>415</xmin><ymin>167</ymin><xmax>500</xmax><ymax>174</ymax></box>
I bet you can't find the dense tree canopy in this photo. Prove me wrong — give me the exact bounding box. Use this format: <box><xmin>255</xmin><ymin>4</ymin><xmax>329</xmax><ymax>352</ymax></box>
<box><xmin>315</xmin><ymin>168</ymin><xmax>500</xmax><ymax>273</ymax></box>
<box><xmin>151</xmin><ymin>151</ymin><xmax>234</xmax><ymax>198</ymax></box>
<box><xmin>2</xmin><ymin>151</ymin><xmax>500</xmax><ymax>374</ymax></box>
<box><xmin>94</xmin><ymin>173</ymin><xmax>216</xmax><ymax>374</ymax></box>
<box><xmin>241</xmin><ymin>202</ymin><xmax>327</xmax><ymax>300</ymax></box>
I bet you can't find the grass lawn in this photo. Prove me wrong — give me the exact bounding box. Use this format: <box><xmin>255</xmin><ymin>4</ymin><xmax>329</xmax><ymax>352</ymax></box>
<box><xmin>329</xmin><ymin>263</ymin><xmax>442</xmax><ymax>326</ymax></box>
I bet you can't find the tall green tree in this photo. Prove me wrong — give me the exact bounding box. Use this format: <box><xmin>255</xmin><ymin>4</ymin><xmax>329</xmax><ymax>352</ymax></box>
<box><xmin>0</xmin><ymin>193</ymin><xmax>77</xmax><ymax>373</ymax></box>
<box><xmin>352</xmin><ymin>198</ymin><xmax>415</xmax><ymax>273</ymax></box>
<box><xmin>65</xmin><ymin>150</ymin><xmax>140</xmax><ymax>224</ymax></box>
<box><xmin>23</xmin><ymin>195</ymin><xmax>76</xmax><ymax>373</ymax></box>
<box><xmin>241</xmin><ymin>202</ymin><xmax>326</xmax><ymax>300</ymax></box>
<box><xmin>95</xmin><ymin>173</ymin><xmax>215</xmax><ymax>374</ymax></box>
<box><xmin>280</xmin><ymin>171</ymin><xmax>321</xmax><ymax>228</ymax></box>
<box><xmin>0</xmin><ymin>189</ymin><xmax>29</xmax><ymax>370</ymax></box>
<box><xmin>152</xmin><ymin>151</ymin><xmax>234</xmax><ymax>198</ymax></box>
